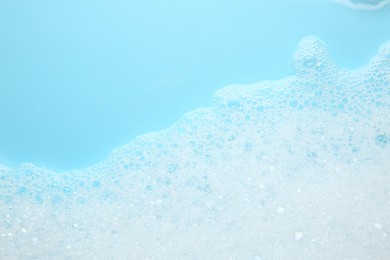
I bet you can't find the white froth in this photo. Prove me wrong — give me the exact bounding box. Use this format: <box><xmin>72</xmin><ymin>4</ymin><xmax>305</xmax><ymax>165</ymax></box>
<box><xmin>335</xmin><ymin>0</ymin><xmax>390</xmax><ymax>10</ymax></box>
<box><xmin>0</xmin><ymin>36</ymin><xmax>390</xmax><ymax>259</ymax></box>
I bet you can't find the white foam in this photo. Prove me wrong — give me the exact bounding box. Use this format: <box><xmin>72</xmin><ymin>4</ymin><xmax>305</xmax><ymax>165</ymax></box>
<box><xmin>0</xmin><ymin>36</ymin><xmax>389</xmax><ymax>259</ymax></box>
<box><xmin>335</xmin><ymin>0</ymin><xmax>390</xmax><ymax>10</ymax></box>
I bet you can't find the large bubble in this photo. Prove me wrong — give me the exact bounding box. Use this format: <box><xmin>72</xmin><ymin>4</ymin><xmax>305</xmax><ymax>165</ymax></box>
<box><xmin>1</xmin><ymin>36</ymin><xmax>389</xmax><ymax>259</ymax></box>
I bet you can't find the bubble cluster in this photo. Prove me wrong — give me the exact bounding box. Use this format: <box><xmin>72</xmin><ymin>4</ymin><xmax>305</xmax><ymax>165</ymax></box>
<box><xmin>0</xmin><ymin>36</ymin><xmax>389</xmax><ymax>259</ymax></box>
<box><xmin>349</xmin><ymin>0</ymin><xmax>387</xmax><ymax>5</ymax></box>
<box><xmin>336</xmin><ymin>0</ymin><xmax>390</xmax><ymax>10</ymax></box>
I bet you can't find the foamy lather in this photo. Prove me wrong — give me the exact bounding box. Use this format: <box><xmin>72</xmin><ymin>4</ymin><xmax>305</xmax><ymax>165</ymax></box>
<box><xmin>336</xmin><ymin>0</ymin><xmax>390</xmax><ymax>10</ymax></box>
<box><xmin>1</xmin><ymin>36</ymin><xmax>389</xmax><ymax>259</ymax></box>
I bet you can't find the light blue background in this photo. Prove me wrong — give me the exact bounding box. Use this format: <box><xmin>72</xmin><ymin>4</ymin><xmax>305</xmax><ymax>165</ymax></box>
<box><xmin>1</xmin><ymin>0</ymin><xmax>390</xmax><ymax>170</ymax></box>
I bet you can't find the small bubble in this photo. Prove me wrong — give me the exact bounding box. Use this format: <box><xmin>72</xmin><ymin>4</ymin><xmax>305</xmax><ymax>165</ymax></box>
<box><xmin>290</xmin><ymin>100</ymin><xmax>298</xmax><ymax>108</ymax></box>
<box><xmin>167</xmin><ymin>163</ymin><xmax>178</xmax><ymax>174</ymax></box>
<box><xmin>227</xmin><ymin>100</ymin><xmax>241</xmax><ymax>109</ymax></box>
<box><xmin>351</xmin><ymin>147</ymin><xmax>360</xmax><ymax>153</ymax></box>
<box><xmin>24</xmin><ymin>169</ymin><xmax>33</xmax><ymax>176</ymax></box>
<box><xmin>244</xmin><ymin>142</ymin><xmax>253</xmax><ymax>152</ymax></box>
<box><xmin>17</xmin><ymin>186</ymin><xmax>27</xmax><ymax>195</ymax></box>
<box><xmin>92</xmin><ymin>180</ymin><xmax>101</xmax><ymax>188</ymax></box>
<box><xmin>308</xmin><ymin>82</ymin><xmax>319</xmax><ymax>89</ymax></box>
<box><xmin>35</xmin><ymin>195</ymin><xmax>43</xmax><ymax>203</ymax></box>
<box><xmin>51</xmin><ymin>182</ymin><xmax>59</xmax><ymax>188</ymax></box>
<box><xmin>303</xmin><ymin>56</ymin><xmax>317</xmax><ymax>68</ymax></box>
<box><xmin>257</xmin><ymin>105</ymin><xmax>264</xmax><ymax>112</ymax></box>
<box><xmin>63</xmin><ymin>186</ymin><xmax>72</xmax><ymax>194</ymax></box>
<box><xmin>177</xmin><ymin>127</ymin><xmax>186</xmax><ymax>134</ymax></box>
<box><xmin>375</xmin><ymin>133</ymin><xmax>389</xmax><ymax>147</ymax></box>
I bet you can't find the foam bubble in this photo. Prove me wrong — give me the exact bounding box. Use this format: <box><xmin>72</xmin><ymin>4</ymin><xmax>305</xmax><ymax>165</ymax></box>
<box><xmin>0</xmin><ymin>36</ymin><xmax>390</xmax><ymax>259</ymax></box>
<box><xmin>293</xmin><ymin>36</ymin><xmax>337</xmax><ymax>76</ymax></box>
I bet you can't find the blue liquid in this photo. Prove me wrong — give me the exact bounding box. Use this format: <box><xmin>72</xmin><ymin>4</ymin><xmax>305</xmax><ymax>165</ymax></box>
<box><xmin>0</xmin><ymin>0</ymin><xmax>389</xmax><ymax>170</ymax></box>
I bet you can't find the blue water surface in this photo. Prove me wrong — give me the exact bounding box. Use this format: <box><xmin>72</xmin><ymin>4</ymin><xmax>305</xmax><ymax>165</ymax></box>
<box><xmin>0</xmin><ymin>0</ymin><xmax>389</xmax><ymax>170</ymax></box>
